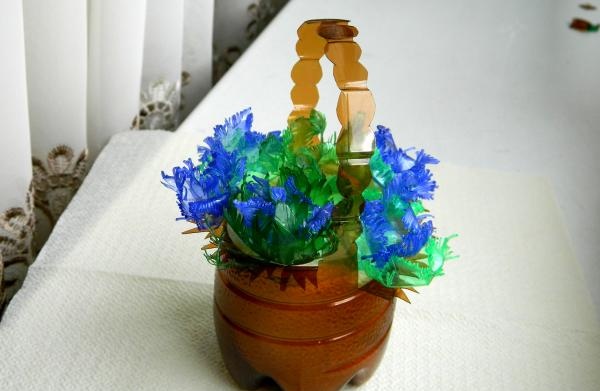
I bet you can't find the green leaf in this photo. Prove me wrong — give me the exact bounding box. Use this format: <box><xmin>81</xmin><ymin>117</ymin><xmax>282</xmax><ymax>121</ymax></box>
<box><xmin>309</xmin><ymin>109</ymin><xmax>326</xmax><ymax>136</ymax></box>
<box><xmin>363</xmin><ymin>183</ymin><xmax>383</xmax><ymax>201</ymax></box>
<box><xmin>410</xmin><ymin>200</ymin><xmax>426</xmax><ymax>215</ymax></box>
<box><xmin>274</xmin><ymin>203</ymin><xmax>295</xmax><ymax>230</ymax></box>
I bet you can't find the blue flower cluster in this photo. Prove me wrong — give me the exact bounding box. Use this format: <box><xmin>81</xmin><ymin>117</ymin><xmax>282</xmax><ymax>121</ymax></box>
<box><xmin>161</xmin><ymin>108</ymin><xmax>339</xmax><ymax>265</ymax></box>
<box><xmin>234</xmin><ymin>176</ymin><xmax>333</xmax><ymax>236</ymax></box>
<box><xmin>360</xmin><ymin>201</ymin><xmax>433</xmax><ymax>268</ymax></box>
<box><xmin>371</xmin><ymin>125</ymin><xmax>438</xmax><ymax>202</ymax></box>
<box><xmin>161</xmin><ymin>108</ymin><xmax>260</xmax><ymax>229</ymax></box>
<box><xmin>358</xmin><ymin>125</ymin><xmax>443</xmax><ymax>281</ymax></box>
<box><xmin>162</xmin><ymin>108</ymin><xmax>454</xmax><ymax>277</ymax></box>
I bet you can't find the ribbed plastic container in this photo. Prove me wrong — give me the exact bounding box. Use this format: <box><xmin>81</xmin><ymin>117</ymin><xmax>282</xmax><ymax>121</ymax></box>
<box><xmin>213</xmin><ymin>257</ymin><xmax>395</xmax><ymax>391</ymax></box>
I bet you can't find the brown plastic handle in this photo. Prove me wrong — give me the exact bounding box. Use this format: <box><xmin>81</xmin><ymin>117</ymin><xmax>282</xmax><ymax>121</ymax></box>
<box><xmin>289</xmin><ymin>19</ymin><xmax>376</xmax><ymax>221</ymax></box>
<box><xmin>289</xmin><ymin>19</ymin><xmax>375</xmax><ymax>148</ymax></box>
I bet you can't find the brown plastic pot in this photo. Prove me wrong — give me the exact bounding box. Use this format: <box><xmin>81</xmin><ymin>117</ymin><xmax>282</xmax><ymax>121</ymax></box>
<box><xmin>213</xmin><ymin>255</ymin><xmax>396</xmax><ymax>391</ymax></box>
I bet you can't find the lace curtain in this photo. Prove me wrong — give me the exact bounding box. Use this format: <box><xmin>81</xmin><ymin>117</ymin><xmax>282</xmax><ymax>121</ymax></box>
<box><xmin>0</xmin><ymin>0</ymin><xmax>287</xmax><ymax>313</ymax></box>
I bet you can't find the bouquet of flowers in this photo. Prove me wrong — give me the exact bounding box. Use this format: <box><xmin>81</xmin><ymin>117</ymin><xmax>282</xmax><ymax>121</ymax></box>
<box><xmin>161</xmin><ymin>108</ymin><xmax>455</xmax><ymax>290</ymax></box>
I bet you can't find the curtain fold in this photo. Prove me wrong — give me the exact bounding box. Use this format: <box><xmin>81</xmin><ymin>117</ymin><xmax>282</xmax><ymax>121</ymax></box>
<box><xmin>181</xmin><ymin>0</ymin><xmax>214</xmax><ymax>120</ymax></box>
<box><xmin>0</xmin><ymin>0</ymin><xmax>34</xmax><ymax>308</ymax></box>
<box><xmin>134</xmin><ymin>0</ymin><xmax>184</xmax><ymax>130</ymax></box>
<box><xmin>22</xmin><ymin>0</ymin><xmax>88</xmax><ymax>158</ymax></box>
<box><xmin>87</xmin><ymin>0</ymin><xmax>148</xmax><ymax>158</ymax></box>
<box><xmin>22</xmin><ymin>0</ymin><xmax>89</xmax><ymax>249</ymax></box>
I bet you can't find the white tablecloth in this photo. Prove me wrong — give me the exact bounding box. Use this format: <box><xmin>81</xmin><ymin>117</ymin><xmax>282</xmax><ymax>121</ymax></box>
<box><xmin>179</xmin><ymin>0</ymin><xmax>600</xmax><ymax>315</ymax></box>
<box><xmin>1</xmin><ymin>131</ymin><xmax>598</xmax><ymax>390</ymax></box>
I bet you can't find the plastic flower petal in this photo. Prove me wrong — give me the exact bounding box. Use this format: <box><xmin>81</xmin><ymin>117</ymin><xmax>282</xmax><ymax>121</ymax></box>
<box><xmin>374</xmin><ymin>125</ymin><xmax>413</xmax><ymax>172</ymax></box>
<box><xmin>283</xmin><ymin>177</ymin><xmax>310</xmax><ymax>204</ymax></box>
<box><xmin>304</xmin><ymin>202</ymin><xmax>334</xmax><ymax>235</ymax></box>
<box><xmin>270</xmin><ymin>186</ymin><xmax>287</xmax><ymax>203</ymax></box>
<box><xmin>161</xmin><ymin>159</ymin><xmax>230</xmax><ymax>228</ymax></box>
<box><xmin>373</xmin><ymin>125</ymin><xmax>439</xmax><ymax>202</ymax></box>
<box><xmin>234</xmin><ymin>197</ymin><xmax>275</xmax><ymax>227</ymax></box>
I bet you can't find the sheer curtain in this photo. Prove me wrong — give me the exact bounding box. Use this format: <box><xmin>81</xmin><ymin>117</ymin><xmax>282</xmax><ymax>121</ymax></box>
<box><xmin>0</xmin><ymin>0</ymin><xmax>213</xmax><ymax>309</ymax></box>
<box><xmin>0</xmin><ymin>0</ymin><xmax>288</xmax><ymax>313</ymax></box>
<box><xmin>1</xmin><ymin>0</ymin><xmax>35</xmax><ymax>309</ymax></box>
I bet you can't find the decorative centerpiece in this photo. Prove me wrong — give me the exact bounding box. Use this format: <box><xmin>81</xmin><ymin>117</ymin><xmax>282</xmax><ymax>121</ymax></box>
<box><xmin>162</xmin><ymin>19</ymin><xmax>455</xmax><ymax>391</ymax></box>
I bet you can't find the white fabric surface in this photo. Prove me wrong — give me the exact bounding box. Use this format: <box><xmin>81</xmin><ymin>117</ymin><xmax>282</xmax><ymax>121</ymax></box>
<box><xmin>179</xmin><ymin>0</ymin><xmax>600</xmax><ymax>316</ymax></box>
<box><xmin>1</xmin><ymin>131</ymin><xmax>598</xmax><ymax>390</ymax></box>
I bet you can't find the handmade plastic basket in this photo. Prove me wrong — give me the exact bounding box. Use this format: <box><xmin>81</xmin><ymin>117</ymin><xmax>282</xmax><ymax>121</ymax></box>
<box><xmin>162</xmin><ymin>18</ymin><xmax>455</xmax><ymax>391</ymax></box>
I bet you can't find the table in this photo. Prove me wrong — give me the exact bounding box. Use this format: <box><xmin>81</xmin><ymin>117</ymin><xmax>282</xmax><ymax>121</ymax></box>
<box><xmin>180</xmin><ymin>0</ymin><xmax>600</xmax><ymax>315</ymax></box>
<box><xmin>2</xmin><ymin>0</ymin><xmax>599</xmax><ymax>389</ymax></box>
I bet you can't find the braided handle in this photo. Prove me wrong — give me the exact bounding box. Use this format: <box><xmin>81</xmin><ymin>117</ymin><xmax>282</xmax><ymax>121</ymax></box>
<box><xmin>289</xmin><ymin>19</ymin><xmax>375</xmax><ymax>221</ymax></box>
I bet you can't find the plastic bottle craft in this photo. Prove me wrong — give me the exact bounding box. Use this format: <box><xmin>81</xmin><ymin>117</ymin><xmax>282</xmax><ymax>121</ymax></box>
<box><xmin>162</xmin><ymin>19</ymin><xmax>456</xmax><ymax>391</ymax></box>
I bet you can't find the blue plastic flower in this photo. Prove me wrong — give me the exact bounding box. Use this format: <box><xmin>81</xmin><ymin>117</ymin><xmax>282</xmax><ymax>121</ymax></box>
<box><xmin>161</xmin><ymin>158</ymin><xmax>233</xmax><ymax>228</ymax></box>
<box><xmin>245</xmin><ymin>176</ymin><xmax>270</xmax><ymax>198</ymax></box>
<box><xmin>304</xmin><ymin>202</ymin><xmax>334</xmax><ymax>235</ymax></box>
<box><xmin>359</xmin><ymin>199</ymin><xmax>435</xmax><ymax>268</ymax></box>
<box><xmin>270</xmin><ymin>186</ymin><xmax>287</xmax><ymax>203</ymax></box>
<box><xmin>204</xmin><ymin>108</ymin><xmax>267</xmax><ymax>165</ymax></box>
<box><xmin>373</xmin><ymin>125</ymin><xmax>439</xmax><ymax>201</ymax></box>
<box><xmin>233</xmin><ymin>197</ymin><xmax>275</xmax><ymax>227</ymax></box>
<box><xmin>358</xmin><ymin>124</ymin><xmax>444</xmax><ymax>278</ymax></box>
<box><xmin>359</xmin><ymin>201</ymin><xmax>396</xmax><ymax>267</ymax></box>
<box><xmin>162</xmin><ymin>109</ymin><xmax>263</xmax><ymax>229</ymax></box>
<box><xmin>284</xmin><ymin>177</ymin><xmax>310</xmax><ymax>204</ymax></box>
